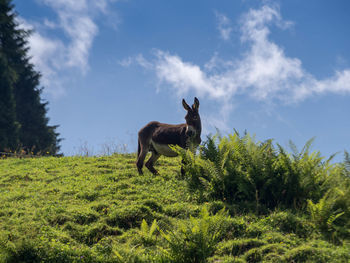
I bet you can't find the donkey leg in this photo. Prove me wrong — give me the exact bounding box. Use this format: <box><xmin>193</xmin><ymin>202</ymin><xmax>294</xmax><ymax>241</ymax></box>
<box><xmin>181</xmin><ymin>158</ymin><xmax>187</xmax><ymax>177</ymax></box>
<box><xmin>145</xmin><ymin>151</ymin><xmax>160</xmax><ymax>175</ymax></box>
<box><xmin>136</xmin><ymin>145</ymin><xmax>149</xmax><ymax>175</ymax></box>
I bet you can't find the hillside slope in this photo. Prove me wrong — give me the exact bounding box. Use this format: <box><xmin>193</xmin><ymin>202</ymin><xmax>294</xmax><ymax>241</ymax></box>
<box><xmin>0</xmin><ymin>154</ymin><xmax>349</xmax><ymax>262</ymax></box>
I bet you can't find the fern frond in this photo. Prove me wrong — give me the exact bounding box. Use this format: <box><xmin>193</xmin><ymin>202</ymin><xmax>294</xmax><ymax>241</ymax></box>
<box><xmin>344</xmin><ymin>150</ymin><xmax>350</xmax><ymax>174</ymax></box>
<box><xmin>149</xmin><ymin>219</ymin><xmax>158</xmax><ymax>237</ymax></box>
<box><xmin>301</xmin><ymin>137</ymin><xmax>316</xmax><ymax>157</ymax></box>
<box><xmin>220</xmin><ymin>149</ymin><xmax>230</xmax><ymax>171</ymax></box>
<box><xmin>327</xmin><ymin>212</ymin><xmax>345</xmax><ymax>230</ymax></box>
<box><xmin>140</xmin><ymin>219</ymin><xmax>148</xmax><ymax>234</ymax></box>
<box><xmin>198</xmin><ymin>176</ymin><xmax>210</xmax><ymax>190</ymax></box>
<box><xmin>203</xmin><ymin>160</ymin><xmax>220</xmax><ymax>180</ymax></box>
<box><xmin>289</xmin><ymin>140</ymin><xmax>299</xmax><ymax>160</ymax></box>
<box><xmin>112</xmin><ymin>249</ymin><xmax>124</xmax><ymax>260</ymax></box>
<box><xmin>326</xmin><ymin>152</ymin><xmax>339</xmax><ymax>165</ymax></box>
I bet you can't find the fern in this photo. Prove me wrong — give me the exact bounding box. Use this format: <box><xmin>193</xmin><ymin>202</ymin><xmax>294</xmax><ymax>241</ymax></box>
<box><xmin>160</xmin><ymin>207</ymin><xmax>227</xmax><ymax>263</ymax></box>
<box><xmin>344</xmin><ymin>151</ymin><xmax>350</xmax><ymax>176</ymax></box>
<box><xmin>139</xmin><ymin>219</ymin><xmax>158</xmax><ymax>246</ymax></box>
<box><xmin>327</xmin><ymin>212</ymin><xmax>345</xmax><ymax>230</ymax></box>
<box><xmin>301</xmin><ymin>137</ymin><xmax>315</xmax><ymax>157</ymax></box>
<box><xmin>307</xmin><ymin>187</ymin><xmax>349</xmax><ymax>242</ymax></box>
<box><xmin>182</xmin><ymin>131</ymin><xmax>350</xmax><ymax>219</ymax></box>
<box><xmin>289</xmin><ymin>140</ymin><xmax>299</xmax><ymax>161</ymax></box>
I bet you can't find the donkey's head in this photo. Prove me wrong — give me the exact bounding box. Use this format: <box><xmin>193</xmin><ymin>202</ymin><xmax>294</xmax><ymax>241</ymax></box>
<box><xmin>182</xmin><ymin>97</ymin><xmax>202</xmax><ymax>144</ymax></box>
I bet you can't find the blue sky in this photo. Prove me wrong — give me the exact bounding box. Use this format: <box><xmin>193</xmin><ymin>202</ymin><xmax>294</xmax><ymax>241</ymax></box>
<box><xmin>13</xmin><ymin>0</ymin><xmax>350</xmax><ymax>160</ymax></box>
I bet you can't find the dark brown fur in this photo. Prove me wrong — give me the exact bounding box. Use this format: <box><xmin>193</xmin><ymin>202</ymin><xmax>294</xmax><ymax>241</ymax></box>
<box><xmin>136</xmin><ymin>98</ymin><xmax>201</xmax><ymax>175</ymax></box>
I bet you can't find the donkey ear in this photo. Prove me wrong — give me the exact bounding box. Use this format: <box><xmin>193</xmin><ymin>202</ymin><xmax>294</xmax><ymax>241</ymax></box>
<box><xmin>182</xmin><ymin>99</ymin><xmax>191</xmax><ymax>111</ymax></box>
<box><xmin>192</xmin><ymin>97</ymin><xmax>200</xmax><ymax>111</ymax></box>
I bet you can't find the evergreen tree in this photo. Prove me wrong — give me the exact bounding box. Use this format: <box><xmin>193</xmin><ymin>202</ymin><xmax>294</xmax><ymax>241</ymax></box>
<box><xmin>0</xmin><ymin>0</ymin><xmax>60</xmax><ymax>154</ymax></box>
<box><xmin>0</xmin><ymin>51</ymin><xmax>19</xmax><ymax>151</ymax></box>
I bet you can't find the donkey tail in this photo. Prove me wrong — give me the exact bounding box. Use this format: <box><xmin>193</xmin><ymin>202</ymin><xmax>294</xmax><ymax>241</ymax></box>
<box><xmin>137</xmin><ymin>139</ymin><xmax>141</xmax><ymax>157</ymax></box>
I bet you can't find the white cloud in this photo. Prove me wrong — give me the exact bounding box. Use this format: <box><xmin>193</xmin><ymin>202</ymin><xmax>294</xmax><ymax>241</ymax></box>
<box><xmin>17</xmin><ymin>17</ymin><xmax>66</xmax><ymax>96</ymax></box>
<box><xmin>215</xmin><ymin>11</ymin><xmax>233</xmax><ymax>41</ymax></box>
<box><xmin>118</xmin><ymin>54</ymin><xmax>153</xmax><ymax>69</ymax></box>
<box><xmin>17</xmin><ymin>0</ymin><xmax>117</xmax><ymax>96</ymax></box>
<box><xmin>154</xmin><ymin>50</ymin><xmax>215</xmax><ymax>97</ymax></box>
<box><xmin>38</xmin><ymin>0</ymin><xmax>100</xmax><ymax>72</ymax></box>
<box><xmin>133</xmin><ymin>4</ymin><xmax>350</xmax><ymax>105</ymax></box>
<box><xmin>41</xmin><ymin>0</ymin><xmax>87</xmax><ymax>12</ymax></box>
<box><xmin>59</xmin><ymin>13</ymin><xmax>97</xmax><ymax>70</ymax></box>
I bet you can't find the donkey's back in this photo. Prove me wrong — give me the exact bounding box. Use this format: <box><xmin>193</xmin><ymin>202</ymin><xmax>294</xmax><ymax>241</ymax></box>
<box><xmin>138</xmin><ymin>121</ymin><xmax>187</xmax><ymax>157</ymax></box>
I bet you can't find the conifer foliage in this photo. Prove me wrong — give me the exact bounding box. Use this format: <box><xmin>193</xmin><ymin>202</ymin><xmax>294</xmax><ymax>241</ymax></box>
<box><xmin>0</xmin><ymin>0</ymin><xmax>60</xmax><ymax>154</ymax></box>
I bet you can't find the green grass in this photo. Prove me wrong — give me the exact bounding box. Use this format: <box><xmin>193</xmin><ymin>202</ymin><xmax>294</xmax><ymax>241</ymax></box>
<box><xmin>0</xmin><ymin>153</ymin><xmax>349</xmax><ymax>262</ymax></box>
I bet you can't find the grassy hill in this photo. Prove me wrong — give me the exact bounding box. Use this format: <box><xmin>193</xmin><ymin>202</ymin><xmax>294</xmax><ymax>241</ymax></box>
<box><xmin>0</xmin><ymin>134</ymin><xmax>349</xmax><ymax>262</ymax></box>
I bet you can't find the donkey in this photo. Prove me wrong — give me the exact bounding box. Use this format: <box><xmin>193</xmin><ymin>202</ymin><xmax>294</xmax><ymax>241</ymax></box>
<box><xmin>136</xmin><ymin>97</ymin><xmax>201</xmax><ymax>175</ymax></box>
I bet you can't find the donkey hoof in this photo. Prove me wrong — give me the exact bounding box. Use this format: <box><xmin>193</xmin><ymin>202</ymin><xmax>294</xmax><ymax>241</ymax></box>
<box><xmin>181</xmin><ymin>168</ymin><xmax>186</xmax><ymax>177</ymax></box>
<box><xmin>150</xmin><ymin>169</ymin><xmax>159</xmax><ymax>175</ymax></box>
